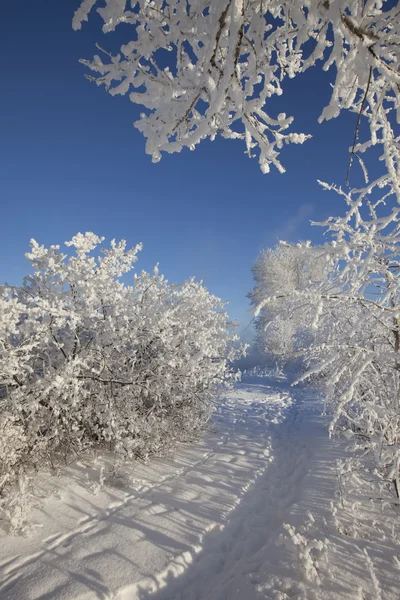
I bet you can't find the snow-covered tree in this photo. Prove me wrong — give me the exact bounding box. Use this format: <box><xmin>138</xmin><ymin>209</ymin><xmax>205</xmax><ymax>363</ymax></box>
<box><xmin>0</xmin><ymin>233</ymin><xmax>241</xmax><ymax>497</ymax></box>
<box><xmin>73</xmin><ymin>0</ymin><xmax>400</xmax><ymax>176</ymax></box>
<box><xmin>249</xmin><ymin>242</ymin><xmax>331</xmax><ymax>364</ymax></box>
<box><xmin>252</xmin><ymin>187</ymin><xmax>400</xmax><ymax>502</ymax></box>
<box><xmin>295</xmin><ymin>185</ymin><xmax>400</xmax><ymax>502</ymax></box>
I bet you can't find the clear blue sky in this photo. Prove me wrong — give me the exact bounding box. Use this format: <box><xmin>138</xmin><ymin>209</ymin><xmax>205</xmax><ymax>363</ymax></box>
<box><xmin>1</xmin><ymin>1</ymin><xmax>358</xmax><ymax>335</ymax></box>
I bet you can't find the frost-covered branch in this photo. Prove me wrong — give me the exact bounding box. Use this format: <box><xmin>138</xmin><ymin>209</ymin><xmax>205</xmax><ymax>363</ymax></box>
<box><xmin>73</xmin><ymin>0</ymin><xmax>400</xmax><ymax>173</ymax></box>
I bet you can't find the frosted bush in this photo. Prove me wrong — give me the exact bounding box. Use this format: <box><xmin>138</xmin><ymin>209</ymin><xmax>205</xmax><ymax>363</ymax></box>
<box><xmin>0</xmin><ymin>475</ymin><xmax>33</xmax><ymax>535</ymax></box>
<box><xmin>0</xmin><ymin>233</ymin><xmax>242</xmax><ymax>497</ymax></box>
<box><xmin>242</xmin><ymin>365</ymin><xmax>286</xmax><ymax>381</ymax></box>
<box><xmin>0</xmin><ymin>416</ymin><xmax>28</xmax><ymax>494</ymax></box>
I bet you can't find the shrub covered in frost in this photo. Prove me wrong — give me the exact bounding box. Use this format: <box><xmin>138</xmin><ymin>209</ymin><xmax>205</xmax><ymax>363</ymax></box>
<box><xmin>0</xmin><ymin>233</ymin><xmax>241</xmax><ymax>499</ymax></box>
<box><xmin>0</xmin><ymin>415</ymin><xmax>28</xmax><ymax>494</ymax></box>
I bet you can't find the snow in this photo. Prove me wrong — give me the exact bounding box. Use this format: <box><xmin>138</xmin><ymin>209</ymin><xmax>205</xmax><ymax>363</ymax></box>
<box><xmin>1</xmin><ymin>378</ymin><xmax>399</xmax><ymax>599</ymax></box>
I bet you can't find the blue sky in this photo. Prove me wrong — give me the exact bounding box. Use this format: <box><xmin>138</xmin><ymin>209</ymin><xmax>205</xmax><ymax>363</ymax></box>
<box><xmin>1</xmin><ymin>1</ymin><xmax>358</xmax><ymax>335</ymax></box>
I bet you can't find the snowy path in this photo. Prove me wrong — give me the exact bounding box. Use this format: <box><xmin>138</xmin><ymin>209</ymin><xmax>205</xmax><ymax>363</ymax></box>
<box><xmin>1</xmin><ymin>379</ymin><xmax>399</xmax><ymax>599</ymax></box>
<box><xmin>139</xmin><ymin>382</ymin><xmax>316</xmax><ymax>600</ymax></box>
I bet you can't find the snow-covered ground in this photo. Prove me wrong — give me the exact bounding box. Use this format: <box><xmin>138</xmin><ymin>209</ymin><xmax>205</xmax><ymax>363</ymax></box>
<box><xmin>1</xmin><ymin>379</ymin><xmax>399</xmax><ymax>600</ymax></box>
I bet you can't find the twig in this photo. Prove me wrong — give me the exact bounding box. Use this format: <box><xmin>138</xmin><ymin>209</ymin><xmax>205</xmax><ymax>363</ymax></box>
<box><xmin>346</xmin><ymin>66</ymin><xmax>372</xmax><ymax>187</ymax></box>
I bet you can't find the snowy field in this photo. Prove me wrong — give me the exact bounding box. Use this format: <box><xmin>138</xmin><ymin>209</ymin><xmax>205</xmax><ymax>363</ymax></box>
<box><xmin>1</xmin><ymin>379</ymin><xmax>399</xmax><ymax>600</ymax></box>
